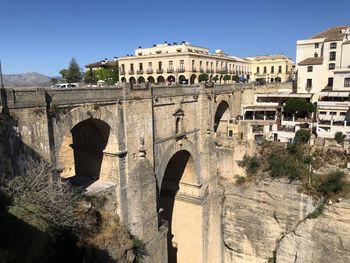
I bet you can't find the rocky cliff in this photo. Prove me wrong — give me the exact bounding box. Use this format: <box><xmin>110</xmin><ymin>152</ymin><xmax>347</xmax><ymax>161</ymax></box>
<box><xmin>222</xmin><ymin>178</ymin><xmax>350</xmax><ymax>263</ymax></box>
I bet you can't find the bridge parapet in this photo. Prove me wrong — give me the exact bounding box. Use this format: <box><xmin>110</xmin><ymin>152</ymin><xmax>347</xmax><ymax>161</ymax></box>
<box><xmin>153</xmin><ymin>85</ymin><xmax>201</xmax><ymax>97</ymax></box>
<box><xmin>3</xmin><ymin>87</ymin><xmax>46</xmax><ymax>108</ymax></box>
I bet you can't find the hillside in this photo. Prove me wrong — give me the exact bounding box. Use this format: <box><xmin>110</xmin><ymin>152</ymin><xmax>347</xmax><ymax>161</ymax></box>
<box><xmin>2</xmin><ymin>72</ymin><xmax>51</xmax><ymax>87</ymax></box>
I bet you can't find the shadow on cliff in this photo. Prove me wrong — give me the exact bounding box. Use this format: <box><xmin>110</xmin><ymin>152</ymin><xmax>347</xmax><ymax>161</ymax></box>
<box><xmin>0</xmin><ymin>194</ymin><xmax>117</xmax><ymax>263</ymax></box>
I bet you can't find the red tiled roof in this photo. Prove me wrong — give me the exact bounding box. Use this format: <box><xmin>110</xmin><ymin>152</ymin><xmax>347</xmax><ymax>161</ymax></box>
<box><xmin>298</xmin><ymin>57</ymin><xmax>324</xmax><ymax>66</ymax></box>
<box><xmin>311</xmin><ymin>26</ymin><xmax>349</xmax><ymax>41</ymax></box>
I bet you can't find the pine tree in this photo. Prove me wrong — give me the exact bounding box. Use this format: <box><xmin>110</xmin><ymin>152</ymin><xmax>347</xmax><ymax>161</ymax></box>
<box><xmin>65</xmin><ymin>57</ymin><xmax>82</xmax><ymax>83</ymax></box>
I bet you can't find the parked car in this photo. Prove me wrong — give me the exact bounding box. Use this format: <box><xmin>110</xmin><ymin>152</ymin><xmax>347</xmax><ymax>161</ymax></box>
<box><xmin>54</xmin><ymin>83</ymin><xmax>78</xmax><ymax>88</ymax></box>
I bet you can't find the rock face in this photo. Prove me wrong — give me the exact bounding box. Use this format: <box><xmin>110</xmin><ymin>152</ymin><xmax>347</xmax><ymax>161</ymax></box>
<box><xmin>276</xmin><ymin>199</ymin><xmax>350</xmax><ymax>263</ymax></box>
<box><xmin>222</xmin><ymin>178</ymin><xmax>350</xmax><ymax>263</ymax></box>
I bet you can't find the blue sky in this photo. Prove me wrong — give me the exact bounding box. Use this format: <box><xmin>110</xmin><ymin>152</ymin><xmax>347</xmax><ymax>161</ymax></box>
<box><xmin>1</xmin><ymin>0</ymin><xmax>349</xmax><ymax>76</ymax></box>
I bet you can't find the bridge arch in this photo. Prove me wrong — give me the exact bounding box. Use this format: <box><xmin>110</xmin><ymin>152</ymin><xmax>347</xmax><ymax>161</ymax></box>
<box><xmin>158</xmin><ymin>147</ymin><xmax>202</xmax><ymax>263</ymax></box>
<box><xmin>56</xmin><ymin>106</ymin><xmax>119</xmax><ymax>188</ymax></box>
<box><xmin>214</xmin><ymin>99</ymin><xmax>232</xmax><ymax>135</ymax></box>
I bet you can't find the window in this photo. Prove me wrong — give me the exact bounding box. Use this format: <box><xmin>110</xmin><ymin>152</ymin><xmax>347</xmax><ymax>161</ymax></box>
<box><xmin>320</xmin><ymin>111</ymin><xmax>327</xmax><ymax>115</ymax></box>
<box><xmin>257</xmin><ymin>67</ymin><xmax>260</xmax><ymax>74</ymax></box>
<box><xmin>271</xmin><ymin>66</ymin><xmax>274</xmax><ymax>73</ymax></box>
<box><xmin>158</xmin><ymin>61</ymin><xmax>162</xmax><ymax>69</ymax></box>
<box><xmin>307</xmin><ymin>66</ymin><xmax>313</xmax><ymax>72</ymax></box>
<box><xmin>179</xmin><ymin>60</ymin><xmax>184</xmax><ymax>69</ymax></box>
<box><xmin>329</xmin><ymin>51</ymin><xmax>336</xmax><ymax>61</ymax></box>
<box><xmin>329</xmin><ymin>63</ymin><xmax>335</xmax><ymax>70</ymax></box>
<box><xmin>169</xmin><ymin>61</ymin><xmax>173</xmax><ymax>70</ymax></box>
<box><xmin>330</xmin><ymin>42</ymin><xmax>337</xmax><ymax>49</ymax></box>
<box><xmin>345</xmin><ymin>78</ymin><xmax>350</xmax><ymax>87</ymax></box>
<box><xmin>286</xmin><ymin>65</ymin><xmax>288</xmax><ymax>73</ymax></box>
<box><xmin>263</xmin><ymin>66</ymin><xmax>267</xmax><ymax>73</ymax></box>
<box><xmin>340</xmin><ymin>112</ymin><xmax>347</xmax><ymax>116</ymax></box>
<box><xmin>330</xmin><ymin>112</ymin><xmax>337</xmax><ymax>115</ymax></box>
<box><xmin>139</xmin><ymin>63</ymin><xmax>143</xmax><ymax>70</ymax></box>
<box><xmin>121</xmin><ymin>64</ymin><xmax>125</xmax><ymax>72</ymax></box>
<box><xmin>278</xmin><ymin>66</ymin><xmax>282</xmax><ymax>73</ymax></box>
<box><xmin>314</xmin><ymin>52</ymin><xmax>319</xmax><ymax>58</ymax></box>
<box><xmin>327</xmin><ymin>77</ymin><xmax>333</xmax><ymax>87</ymax></box>
<box><xmin>130</xmin><ymin>63</ymin><xmax>134</xmax><ymax>70</ymax></box>
<box><xmin>307</xmin><ymin>79</ymin><xmax>312</xmax><ymax>88</ymax></box>
<box><xmin>148</xmin><ymin>62</ymin><xmax>152</xmax><ymax>70</ymax></box>
<box><xmin>315</xmin><ymin>43</ymin><xmax>319</xmax><ymax>48</ymax></box>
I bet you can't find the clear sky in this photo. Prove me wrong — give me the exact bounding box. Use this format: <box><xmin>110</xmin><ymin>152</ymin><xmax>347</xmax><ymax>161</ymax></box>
<box><xmin>0</xmin><ymin>0</ymin><xmax>349</xmax><ymax>76</ymax></box>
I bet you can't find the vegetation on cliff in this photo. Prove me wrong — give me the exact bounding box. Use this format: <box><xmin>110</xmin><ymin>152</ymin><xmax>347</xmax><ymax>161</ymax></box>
<box><xmin>238</xmin><ymin>141</ymin><xmax>350</xmax><ymax>200</ymax></box>
<box><xmin>0</xmin><ymin>159</ymin><xmax>146</xmax><ymax>263</ymax></box>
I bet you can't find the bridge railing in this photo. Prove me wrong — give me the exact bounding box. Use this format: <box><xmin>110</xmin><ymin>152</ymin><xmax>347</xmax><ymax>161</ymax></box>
<box><xmin>153</xmin><ymin>85</ymin><xmax>201</xmax><ymax>97</ymax></box>
<box><xmin>46</xmin><ymin>87</ymin><xmax>124</xmax><ymax>106</ymax></box>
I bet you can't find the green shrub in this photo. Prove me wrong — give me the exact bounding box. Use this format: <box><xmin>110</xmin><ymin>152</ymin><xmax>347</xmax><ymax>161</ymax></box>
<box><xmin>318</xmin><ymin>171</ymin><xmax>347</xmax><ymax>196</ymax></box>
<box><xmin>235</xmin><ymin>175</ymin><xmax>246</xmax><ymax>185</ymax></box>
<box><xmin>306</xmin><ymin>203</ymin><xmax>324</xmax><ymax>219</ymax></box>
<box><xmin>274</xmin><ymin>77</ymin><xmax>281</xmax><ymax>82</ymax></box>
<box><xmin>232</xmin><ymin>75</ymin><xmax>240</xmax><ymax>83</ymax></box>
<box><xmin>284</xmin><ymin>98</ymin><xmax>314</xmax><ymax>116</ymax></box>
<box><xmin>223</xmin><ymin>75</ymin><xmax>231</xmax><ymax>82</ymax></box>
<box><xmin>133</xmin><ymin>236</ymin><xmax>148</xmax><ymax>262</ymax></box>
<box><xmin>294</xmin><ymin>129</ymin><xmax>310</xmax><ymax>144</ymax></box>
<box><xmin>334</xmin><ymin>131</ymin><xmax>346</xmax><ymax>144</ymax></box>
<box><xmin>239</xmin><ymin>155</ymin><xmax>260</xmax><ymax>175</ymax></box>
<box><xmin>212</xmin><ymin>75</ymin><xmax>219</xmax><ymax>83</ymax></box>
<box><xmin>198</xmin><ymin>73</ymin><xmax>209</xmax><ymax>82</ymax></box>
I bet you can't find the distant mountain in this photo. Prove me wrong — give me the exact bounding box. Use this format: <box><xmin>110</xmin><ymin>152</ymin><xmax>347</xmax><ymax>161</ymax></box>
<box><xmin>2</xmin><ymin>72</ymin><xmax>51</xmax><ymax>87</ymax></box>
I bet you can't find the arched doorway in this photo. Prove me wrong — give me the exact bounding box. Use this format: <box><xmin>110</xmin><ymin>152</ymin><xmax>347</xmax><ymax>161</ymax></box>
<box><xmin>178</xmin><ymin>75</ymin><xmax>187</xmax><ymax>84</ymax></box>
<box><xmin>159</xmin><ymin>150</ymin><xmax>201</xmax><ymax>263</ymax></box>
<box><xmin>138</xmin><ymin>76</ymin><xmax>145</xmax><ymax>84</ymax></box>
<box><xmin>129</xmin><ymin>77</ymin><xmax>136</xmax><ymax>84</ymax></box>
<box><xmin>157</xmin><ymin>76</ymin><xmax>165</xmax><ymax>84</ymax></box>
<box><xmin>214</xmin><ymin>101</ymin><xmax>230</xmax><ymax>135</ymax></box>
<box><xmin>190</xmin><ymin>74</ymin><xmax>196</xmax><ymax>84</ymax></box>
<box><xmin>147</xmin><ymin>76</ymin><xmax>155</xmax><ymax>83</ymax></box>
<box><xmin>59</xmin><ymin>118</ymin><xmax>110</xmax><ymax>188</ymax></box>
<box><xmin>167</xmin><ymin>75</ymin><xmax>175</xmax><ymax>84</ymax></box>
<box><xmin>121</xmin><ymin>77</ymin><xmax>126</xmax><ymax>82</ymax></box>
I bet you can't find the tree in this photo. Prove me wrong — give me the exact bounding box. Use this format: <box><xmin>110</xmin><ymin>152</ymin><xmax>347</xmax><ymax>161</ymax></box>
<box><xmin>50</xmin><ymin>77</ymin><xmax>59</xmax><ymax>85</ymax></box>
<box><xmin>212</xmin><ymin>75</ymin><xmax>219</xmax><ymax>83</ymax></box>
<box><xmin>59</xmin><ymin>69</ymin><xmax>68</xmax><ymax>81</ymax></box>
<box><xmin>65</xmin><ymin>57</ymin><xmax>82</xmax><ymax>83</ymax></box>
<box><xmin>198</xmin><ymin>73</ymin><xmax>209</xmax><ymax>82</ymax></box>
<box><xmin>334</xmin><ymin>131</ymin><xmax>346</xmax><ymax>144</ymax></box>
<box><xmin>84</xmin><ymin>68</ymin><xmax>95</xmax><ymax>84</ymax></box>
<box><xmin>232</xmin><ymin>75</ymin><xmax>240</xmax><ymax>83</ymax></box>
<box><xmin>284</xmin><ymin>98</ymin><xmax>314</xmax><ymax>118</ymax></box>
<box><xmin>223</xmin><ymin>75</ymin><xmax>231</xmax><ymax>82</ymax></box>
<box><xmin>294</xmin><ymin>129</ymin><xmax>310</xmax><ymax>144</ymax></box>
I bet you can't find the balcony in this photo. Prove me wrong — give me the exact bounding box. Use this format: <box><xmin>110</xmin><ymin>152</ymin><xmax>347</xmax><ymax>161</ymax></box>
<box><xmin>157</xmin><ymin>69</ymin><xmax>163</xmax><ymax>74</ymax></box>
<box><xmin>147</xmin><ymin>69</ymin><xmax>153</xmax><ymax>74</ymax></box>
<box><xmin>167</xmin><ymin>68</ymin><xmax>174</xmax><ymax>73</ymax></box>
<box><xmin>192</xmin><ymin>67</ymin><xmax>197</xmax><ymax>72</ymax></box>
<box><xmin>129</xmin><ymin>70</ymin><xmax>134</xmax><ymax>75</ymax></box>
<box><xmin>199</xmin><ymin>68</ymin><xmax>204</xmax><ymax>73</ymax></box>
<box><xmin>137</xmin><ymin>70</ymin><xmax>144</xmax><ymax>74</ymax></box>
<box><xmin>178</xmin><ymin>68</ymin><xmax>185</xmax><ymax>73</ymax></box>
<box><xmin>120</xmin><ymin>70</ymin><xmax>125</xmax><ymax>75</ymax></box>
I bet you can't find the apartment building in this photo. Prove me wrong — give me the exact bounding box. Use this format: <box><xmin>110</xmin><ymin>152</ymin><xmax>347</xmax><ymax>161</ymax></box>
<box><xmin>118</xmin><ymin>42</ymin><xmax>251</xmax><ymax>84</ymax></box>
<box><xmin>294</xmin><ymin>26</ymin><xmax>350</xmax><ymax>138</ymax></box>
<box><xmin>296</xmin><ymin>26</ymin><xmax>350</xmax><ymax>96</ymax></box>
<box><xmin>246</xmin><ymin>55</ymin><xmax>294</xmax><ymax>83</ymax></box>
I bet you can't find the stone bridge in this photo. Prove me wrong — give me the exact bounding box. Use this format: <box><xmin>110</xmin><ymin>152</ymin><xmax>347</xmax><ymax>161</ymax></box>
<box><xmin>0</xmin><ymin>82</ymin><xmax>290</xmax><ymax>262</ymax></box>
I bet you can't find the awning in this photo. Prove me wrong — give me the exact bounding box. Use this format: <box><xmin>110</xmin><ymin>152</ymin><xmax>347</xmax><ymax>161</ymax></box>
<box><xmin>318</xmin><ymin>92</ymin><xmax>350</xmax><ymax>97</ymax></box>
<box><xmin>256</xmin><ymin>93</ymin><xmax>311</xmax><ymax>98</ymax></box>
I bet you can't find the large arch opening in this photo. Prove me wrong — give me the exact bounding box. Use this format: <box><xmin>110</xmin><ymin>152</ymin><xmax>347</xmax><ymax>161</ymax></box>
<box><xmin>157</xmin><ymin>76</ymin><xmax>165</xmax><ymax>84</ymax></box>
<box><xmin>159</xmin><ymin>150</ymin><xmax>201</xmax><ymax>263</ymax></box>
<box><xmin>138</xmin><ymin>76</ymin><xmax>145</xmax><ymax>83</ymax></box>
<box><xmin>129</xmin><ymin>77</ymin><xmax>136</xmax><ymax>84</ymax></box>
<box><xmin>190</xmin><ymin>74</ymin><xmax>196</xmax><ymax>84</ymax></box>
<box><xmin>147</xmin><ymin>76</ymin><xmax>155</xmax><ymax>83</ymax></box>
<box><xmin>214</xmin><ymin>100</ymin><xmax>230</xmax><ymax>135</ymax></box>
<box><xmin>167</xmin><ymin>75</ymin><xmax>175</xmax><ymax>84</ymax></box>
<box><xmin>58</xmin><ymin>118</ymin><xmax>111</xmax><ymax>188</ymax></box>
<box><xmin>178</xmin><ymin>75</ymin><xmax>187</xmax><ymax>84</ymax></box>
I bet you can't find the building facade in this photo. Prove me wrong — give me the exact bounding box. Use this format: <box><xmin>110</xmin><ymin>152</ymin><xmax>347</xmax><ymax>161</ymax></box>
<box><xmin>118</xmin><ymin>42</ymin><xmax>251</xmax><ymax>84</ymax></box>
<box><xmin>246</xmin><ymin>55</ymin><xmax>294</xmax><ymax>83</ymax></box>
<box><xmin>296</xmin><ymin>26</ymin><xmax>350</xmax><ymax>96</ymax></box>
